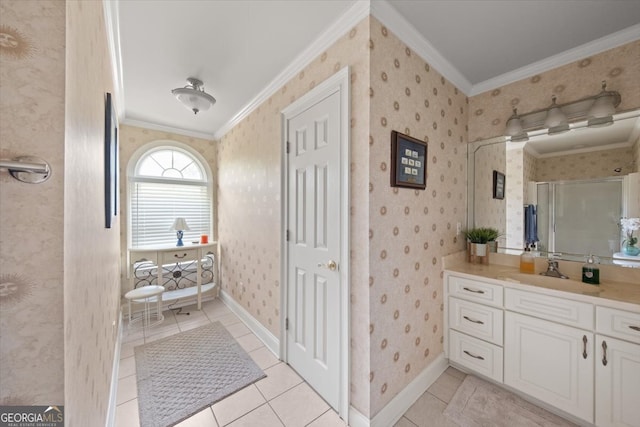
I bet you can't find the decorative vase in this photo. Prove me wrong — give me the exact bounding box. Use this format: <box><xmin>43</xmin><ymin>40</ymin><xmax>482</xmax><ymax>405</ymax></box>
<box><xmin>622</xmin><ymin>243</ymin><xmax>640</xmax><ymax>256</ymax></box>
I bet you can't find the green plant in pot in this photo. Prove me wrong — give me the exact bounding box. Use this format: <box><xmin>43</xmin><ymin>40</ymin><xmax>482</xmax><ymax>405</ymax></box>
<box><xmin>464</xmin><ymin>227</ymin><xmax>500</xmax><ymax>257</ymax></box>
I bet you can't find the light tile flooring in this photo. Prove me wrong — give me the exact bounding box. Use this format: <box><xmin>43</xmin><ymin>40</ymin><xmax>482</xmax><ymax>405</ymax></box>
<box><xmin>115</xmin><ymin>298</ymin><xmax>466</xmax><ymax>427</ymax></box>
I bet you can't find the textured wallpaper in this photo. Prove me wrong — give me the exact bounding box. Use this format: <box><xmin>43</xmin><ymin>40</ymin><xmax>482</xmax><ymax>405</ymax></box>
<box><xmin>536</xmin><ymin>146</ymin><xmax>635</xmax><ymax>182</ymax></box>
<box><xmin>118</xmin><ymin>124</ymin><xmax>217</xmax><ymax>295</ymax></box>
<box><xmin>63</xmin><ymin>1</ymin><xmax>123</xmax><ymax>424</ymax></box>
<box><xmin>505</xmin><ymin>144</ymin><xmax>525</xmax><ymax>250</ymax></box>
<box><xmin>368</xmin><ymin>18</ymin><xmax>468</xmax><ymax>414</ymax></box>
<box><xmin>469</xmin><ymin>40</ymin><xmax>640</xmax><ymax>142</ymax></box>
<box><xmin>217</xmin><ymin>17</ymin><xmax>372</xmax><ymax>414</ymax></box>
<box><xmin>472</xmin><ymin>141</ymin><xmax>506</xmax><ymax>241</ymax></box>
<box><xmin>0</xmin><ymin>0</ymin><xmax>65</xmax><ymax>406</ymax></box>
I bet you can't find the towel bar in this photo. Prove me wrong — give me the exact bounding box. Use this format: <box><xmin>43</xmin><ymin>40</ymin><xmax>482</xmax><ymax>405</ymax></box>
<box><xmin>0</xmin><ymin>156</ymin><xmax>51</xmax><ymax>183</ymax></box>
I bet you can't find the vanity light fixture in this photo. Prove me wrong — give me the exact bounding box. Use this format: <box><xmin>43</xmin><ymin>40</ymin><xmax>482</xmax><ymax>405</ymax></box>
<box><xmin>505</xmin><ymin>109</ymin><xmax>529</xmax><ymax>142</ymax></box>
<box><xmin>587</xmin><ymin>81</ymin><xmax>617</xmax><ymax>127</ymax></box>
<box><xmin>544</xmin><ymin>96</ymin><xmax>570</xmax><ymax>135</ymax></box>
<box><xmin>504</xmin><ymin>80</ymin><xmax>621</xmax><ymax>141</ymax></box>
<box><xmin>171</xmin><ymin>77</ymin><xmax>216</xmax><ymax>115</ymax></box>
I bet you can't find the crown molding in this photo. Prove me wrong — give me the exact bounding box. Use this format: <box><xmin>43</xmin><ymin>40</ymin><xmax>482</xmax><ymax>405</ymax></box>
<box><xmin>214</xmin><ymin>0</ymin><xmax>371</xmax><ymax>140</ymax></box>
<box><xmin>103</xmin><ymin>0</ymin><xmax>125</xmax><ymax>121</ymax></box>
<box><xmin>470</xmin><ymin>23</ymin><xmax>640</xmax><ymax>96</ymax></box>
<box><xmin>370</xmin><ymin>0</ymin><xmax>473</xmax><ymax>95</ymax></box>
<box><xmin>122</xmin><ymin>118</ymin><xmax>216</xmax><ymax>141</ymax></box>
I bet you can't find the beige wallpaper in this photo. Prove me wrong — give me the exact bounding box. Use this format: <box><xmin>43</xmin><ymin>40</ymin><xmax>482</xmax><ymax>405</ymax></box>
<box><xmin>536</xmin><ymin>146</ymin><xmax>635</xmax><ymax>182</ymax></box>
<box><xmin>368</xmin><ymin>19</ymin><xmax>468</xmax><ymax>414</ymax></box>
<box><xmin>118</xmin><ymin>124</ymin><xmax>217</xmax><ymax>295</ymax></box>
<box><xmin>217</xmin><ymin>17</ymin><xmax>372</xmax><ymax>414</ymax></box>
<box><xmin>63</xmin><ymin>1</ymin><xmax>122</xmax><ymax>424</ymax></box>
<box><xmin>523</xmin><ymin>148</ymin><xmax>537</xmax><ymax>203</ymax></box>
<box><xmin>505</xmin><ymin>144</ymin><xmax>525</xmax><ymax>250</ymax></box>
<box><xmin>472</xmin><ymin>141</ymin><xmax>506</xmax><ymax>239</ymax></box>
<box><xmin>0</xmin><ymin>0</ymin><xmax>65</xmax><ymax>406</ymax></box>
<box><xmin>469</xmin><ymin>40</ymin><xmax>640</xmax><ymax>142</ymax></box>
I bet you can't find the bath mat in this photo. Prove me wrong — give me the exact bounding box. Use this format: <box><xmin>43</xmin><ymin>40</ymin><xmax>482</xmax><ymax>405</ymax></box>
<box><xmin>444</xmin><ymin>375</ymin><xmax>576</xmax><ymax>427</ymax></box>
<box><xmin>135</xmin><ymin>322</ymin><xmax>266</xmax><ymax>427</ymax></box>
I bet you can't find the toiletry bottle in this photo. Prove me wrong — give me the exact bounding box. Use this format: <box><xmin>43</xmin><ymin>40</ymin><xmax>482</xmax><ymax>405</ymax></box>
<box><xmin>519</xmin><ymin>246</ymin><xmax>535</xmax><ymax>274</ymax></box>
<box><xmin>582</xmin><ymin>254</ymin><xmax>600</xmax><ymax>285</ymax></box>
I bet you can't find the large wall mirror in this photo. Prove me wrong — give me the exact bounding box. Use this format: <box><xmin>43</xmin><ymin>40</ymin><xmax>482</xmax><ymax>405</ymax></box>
<box><xmin>468</xmin><ymin>110</ymin><xmax>640</xmax><ymax>267</ymax></box>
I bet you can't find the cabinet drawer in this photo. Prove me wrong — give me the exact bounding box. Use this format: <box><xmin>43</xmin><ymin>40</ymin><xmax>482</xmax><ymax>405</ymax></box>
<box><xmin>505</xmin><ymin>288</ymin><xmax>593</xmax><ymax>329</ymax></box>
<box><xmin>162</xmin><ymin>249</ymin><xmax>198</xmax><ymax>263</ymax></box>
<box><xmin>448</xmin><ymin>275</ymin><xmax>503</xmax><ymax>307</ymax></box>
<box><xmin>449</xmin><ymin>297</ymin><xmax>503</xmax><ymax>346</ymax></box>
<box><xmin>596</xmin><ymin>306</ymin><xmax>640</xmax><ymax>344</ymax></box>
<box><xmin>449</xmin><ymin>330</ymin><xmax>503</xmax><ymax>383</ymax></box>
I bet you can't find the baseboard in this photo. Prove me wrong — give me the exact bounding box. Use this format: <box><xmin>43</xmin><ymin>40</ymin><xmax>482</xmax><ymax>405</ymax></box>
<box><xmin>348</xmin><ymin>406</ymin><xmax>371</xmax><ymax>427</ymax></box>
<box><xmin>105</xmin><ymin>316</ymin><xmax>123</xmax><ymax>427</ymax></box>
<box><xmin>349</xmin><ymin>353</ymin><xmax>448</xmax><ymax>427</ymax></box>
<box><xmin>219</xmin><ymin>289</ymin><xmax>279</xmax><ymax>356</ymax></box>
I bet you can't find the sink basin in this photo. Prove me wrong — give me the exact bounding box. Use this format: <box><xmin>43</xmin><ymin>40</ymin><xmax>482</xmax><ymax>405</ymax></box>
<box><xmin>495</xmin><ymin>272</ymin><xmax>601</xmax><ymax>295</ymax></box>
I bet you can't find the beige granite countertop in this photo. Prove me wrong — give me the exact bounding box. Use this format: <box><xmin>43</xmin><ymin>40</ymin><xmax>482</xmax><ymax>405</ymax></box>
<box><xmin>445</xmin><ymin>261</ymin><xmax>640</xmax><ymax>310</ymax></box>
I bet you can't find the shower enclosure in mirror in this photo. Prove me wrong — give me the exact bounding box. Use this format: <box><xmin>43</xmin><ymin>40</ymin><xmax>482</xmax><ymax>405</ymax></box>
<box><xmin>468</xmin><ymin>110</ymin><xmax>640</xmax><ymax>266</ymax></box>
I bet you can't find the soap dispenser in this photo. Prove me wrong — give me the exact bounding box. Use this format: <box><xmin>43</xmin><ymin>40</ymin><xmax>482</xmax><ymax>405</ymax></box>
<box><xmin>519</xmin><ymin>246</ymin><xmax>535</xmax><ymax>274</ymax></box>
<box><xmin>582</xmin><ymin>254</ymin><xmax>600</xmax><ymax>285</ymax></box>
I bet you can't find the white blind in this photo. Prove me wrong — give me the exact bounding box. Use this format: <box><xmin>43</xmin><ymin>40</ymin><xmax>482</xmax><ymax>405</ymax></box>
<box><xmin>131</xmin><ymin>181</ymin><xmax>211</xmax><ymax>247</ymax></box>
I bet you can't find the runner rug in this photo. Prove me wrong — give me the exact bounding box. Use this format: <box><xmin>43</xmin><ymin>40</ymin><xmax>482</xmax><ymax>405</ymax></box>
<box><xmin>135</xmin><ymin>322</ymin><xmax>265</xmax><ymax>427</ymax></box>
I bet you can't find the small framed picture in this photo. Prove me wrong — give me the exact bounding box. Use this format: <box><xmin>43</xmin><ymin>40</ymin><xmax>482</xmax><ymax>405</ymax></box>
<box><xmin>493</xmin><ymin>170</ymin><xmax>505</xmax><ymax>200</ymax></box>
<box><xmin>390</xmin><ymin>130</ymin><xmax>427</xmax><ymax>190</ymax></box>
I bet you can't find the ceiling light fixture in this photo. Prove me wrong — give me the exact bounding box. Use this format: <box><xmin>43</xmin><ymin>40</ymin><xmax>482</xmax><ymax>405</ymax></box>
<box><xmin>504</xmin><ymin>80</ymin><xmax>621</xmax><ymax>141</ymax></box>
<box><xmin>171</xmin><ymin>77</ymin><xmax>216</xmax><ymax>115</ymax></box>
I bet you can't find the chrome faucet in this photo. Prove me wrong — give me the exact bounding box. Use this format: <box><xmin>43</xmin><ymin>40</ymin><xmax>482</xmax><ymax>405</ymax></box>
<box><xmin>540</xmin><ymin>259</ymin><xmax>569</xmax><ymax>279</ymax></box>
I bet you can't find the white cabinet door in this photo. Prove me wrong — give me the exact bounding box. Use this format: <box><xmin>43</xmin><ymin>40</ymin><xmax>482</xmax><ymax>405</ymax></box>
<box><xmin>596</xmin><ymin>335</ymin><xmax>640</xmax><ymax>427</ymax></box>
<box><xmin>505</xmin><ymin>311</ymin><xmax>594</xmax><ymax>423</ymax></box>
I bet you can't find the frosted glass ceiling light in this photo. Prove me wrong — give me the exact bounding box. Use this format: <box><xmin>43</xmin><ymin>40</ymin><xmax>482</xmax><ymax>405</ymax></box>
<box><xmin>587</xmin><ymin>81</ymin><xmax>616</xmax><ymax>127</ymax></box>
<box><xmin>172</xmin><ymin>77</ymin><xmax>216</xmax><ymax>115</ymax></box>
<box><xmin>544</xmin><ymin>96</ymin><xmax>569</xmax><ymax>135</ymax></box>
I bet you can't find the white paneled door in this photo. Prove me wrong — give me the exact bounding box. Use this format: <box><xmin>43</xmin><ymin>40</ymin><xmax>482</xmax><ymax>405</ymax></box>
<box><xmin>285</xmin><ymin>87</ymin><xmax>342</xmax><ymax>411</ymax></box>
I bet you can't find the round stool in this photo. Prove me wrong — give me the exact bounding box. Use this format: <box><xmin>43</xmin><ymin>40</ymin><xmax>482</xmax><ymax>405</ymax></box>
<box><xmin>125</xmin><ymin>285</ymin><xmax>165</xmax><ymax>328</ymax></box>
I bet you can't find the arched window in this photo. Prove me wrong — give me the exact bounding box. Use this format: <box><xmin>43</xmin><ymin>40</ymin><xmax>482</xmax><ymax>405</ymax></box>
<box><xmin>130</xmin><ymin>144</ymin><xmax>212</xmax><ymax>247</ymax></box>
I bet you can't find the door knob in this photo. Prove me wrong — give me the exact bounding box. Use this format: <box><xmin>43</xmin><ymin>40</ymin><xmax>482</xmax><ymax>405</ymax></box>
<box><xmin>318</xmin><ymin>260</ymin><xmax>338</xmax><ymax>271</ymax></box>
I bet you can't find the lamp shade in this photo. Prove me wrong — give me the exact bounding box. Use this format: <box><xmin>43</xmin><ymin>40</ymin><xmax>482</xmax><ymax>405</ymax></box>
<box><xmin>505</xmin><ymin>108</ymin><xmax>524</xmax><ymax>136</ymax></box>
<box><xmin>172</xmin><ymin>78</ymin><xmax>216</xmax><ymax>115</ymax></box>
<box><xmin>170</xmin><ymin>217</ymin><xmax>191</xmax><ymax>231</ymax></box>
<box><xmin>543</xmin><ymin>96</ymin><xmax>567</xmax><ymax>128</ymax></box>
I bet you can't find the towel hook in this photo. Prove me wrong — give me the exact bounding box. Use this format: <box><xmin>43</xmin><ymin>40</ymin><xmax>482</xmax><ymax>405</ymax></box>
<box><xmin>0</xmin><ymin>156</ymin><xmax>51</xmax><ymax>184</ymax></box>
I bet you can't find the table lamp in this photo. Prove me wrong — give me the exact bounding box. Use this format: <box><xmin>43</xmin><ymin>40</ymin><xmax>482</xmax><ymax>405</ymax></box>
<box><xmin>170</xmin><ymin>218</ymin><xmax>191</xmax><ymax>246</ymax></box>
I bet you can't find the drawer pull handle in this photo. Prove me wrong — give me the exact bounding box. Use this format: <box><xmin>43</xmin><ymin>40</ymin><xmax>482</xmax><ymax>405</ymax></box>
<box><xmin>602</xmin><ymin>340</ymin><xmax>608</xmax><ymax>366</ymax></box>
<box><xmin>582</xmin><ymin>335</ymin><xmax>588</xmax><ymax>359</ymax></box>
<box><xmin>463</xmin><ymin>315</ymin><xmax>484</xmax><ymax>325</ymax></box>
<box><xmin>174</xmin><ymin>253</ymin><xmax>188</xmax><ymax>259</ymax></box>
<box><xmin>463</xmin><ymin>287</ymin><xmax>485</xmax><ymax>294</ymax></box>
<box><xmin>629</xmin><ymin>325</ymin><xmax>640</xmax><ymax>332</ymax></box>
<box><xmin>463</xmin><ymin>350</ymin><xmax>485</xmax><ymax>360</ymax></box>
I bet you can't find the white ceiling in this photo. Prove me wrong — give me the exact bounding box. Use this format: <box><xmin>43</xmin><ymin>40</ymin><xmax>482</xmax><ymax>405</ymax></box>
<box><xmin>112</xmin><ymin>0</ymin><xmax>640</xmax><ymax>140</ymax></box>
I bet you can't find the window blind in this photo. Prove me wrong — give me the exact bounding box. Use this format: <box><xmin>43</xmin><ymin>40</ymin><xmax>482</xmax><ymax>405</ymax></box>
<box><xmin>131</xmin><ymin>181</ymin><xmax>211</xmax><ymax>247</ymax></box>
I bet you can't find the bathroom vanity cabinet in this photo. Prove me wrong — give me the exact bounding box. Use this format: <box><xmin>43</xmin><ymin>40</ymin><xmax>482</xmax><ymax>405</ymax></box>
<box><xmin>444</xmin><ymin>268</ymin><xmax>640</xmax><ymax>426</ymax></box>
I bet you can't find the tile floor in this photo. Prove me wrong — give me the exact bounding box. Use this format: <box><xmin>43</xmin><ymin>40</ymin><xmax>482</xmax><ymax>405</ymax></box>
<box><xmin>115</xmin><ymin>298</ymin><xmax>466</xmax><ymax>427</ymax></box>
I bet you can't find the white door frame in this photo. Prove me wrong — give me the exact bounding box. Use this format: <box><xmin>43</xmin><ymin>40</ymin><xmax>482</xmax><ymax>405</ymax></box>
<box><xmin>280</xmin><ymin>66</ymin><xmax>350</xmax><ymax>419</ymax></box>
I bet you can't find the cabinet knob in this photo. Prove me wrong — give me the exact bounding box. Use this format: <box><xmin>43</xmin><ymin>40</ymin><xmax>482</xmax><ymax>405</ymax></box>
<box><xmin>462</xmin><ymin>287</ymin><xmax>485</xmax><ymax>294</ymax></box>
<box><xmin>629</xmin><ymin>325</ymin><xmax>640</xmax><ymax>332</ymax></box>
<box><xmin>582</xmin><ymin>335</ymin><xmax>588</xmax><ymax>359</ymax></box>
<box><xmin>602</xmin><ymin>340</ymin><xmax>608</xmax><ymax>366</ymax></box>
<box><xmin>174</xmin><ymin>253</ymin><xmax>188</xmax><ymax>259</ymax></box>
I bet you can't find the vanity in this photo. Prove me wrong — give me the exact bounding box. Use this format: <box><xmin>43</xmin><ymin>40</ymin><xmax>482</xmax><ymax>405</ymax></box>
<box><xmin>444</xmin><ymin>261</ymin><xmax>640</xmax><ymax>426</ymax></box>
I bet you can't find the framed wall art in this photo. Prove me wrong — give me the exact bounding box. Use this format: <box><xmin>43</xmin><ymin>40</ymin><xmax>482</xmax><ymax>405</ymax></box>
<box><xmin>104</xmin><ymin>92</ymin><xmax>119</xmax><ymax>228</ymax></box>
<box><xmin>493</xmin><ymin>170</ymin><xmax>505</xmax><ymax>200</ymax></box>
<box><xmin>390</xmin><ymin>130</ymin><xmax>427</xmax><ymax>190</ymax></box>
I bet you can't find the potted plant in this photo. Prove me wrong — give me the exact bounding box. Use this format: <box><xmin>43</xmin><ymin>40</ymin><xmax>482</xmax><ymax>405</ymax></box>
<box><xmin>464</xmin><ymin>227</ymin><xmax>500</xmax><ymax>258</ymax></box>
